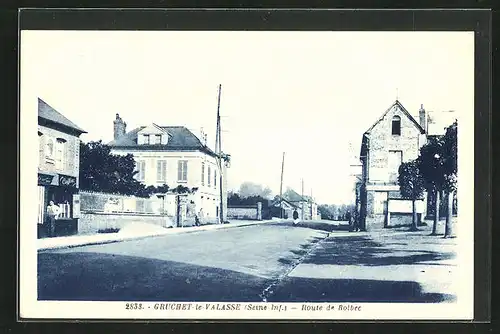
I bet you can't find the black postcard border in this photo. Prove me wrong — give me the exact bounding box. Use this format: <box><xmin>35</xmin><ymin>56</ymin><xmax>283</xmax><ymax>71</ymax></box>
<box><xmin>6</xmin><ymin>7</ymin><xmax>492</xmax><ymax>330</ymax></box>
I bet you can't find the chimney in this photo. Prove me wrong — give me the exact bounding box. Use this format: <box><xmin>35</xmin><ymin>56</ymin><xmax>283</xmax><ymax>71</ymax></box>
<box><xmin>419</xmin><ymin>104</ymin><xmax>427</xmax><ymax>133</ymax></box>
<box><xmin>113</xmin><ymin>113</ymin><xmax>127</xmax><ymax>140</ymax></box>
<box><xmin>200</xmin><ymin>128</ymin><xmax>205</xmax><ymax>144</ymax></box>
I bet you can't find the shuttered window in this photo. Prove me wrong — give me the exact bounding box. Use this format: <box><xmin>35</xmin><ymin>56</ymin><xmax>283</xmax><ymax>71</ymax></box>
<box><xmin>55</xmin><ymin>138</ymin><xmax>66</xmax><ymax>171</ymax></box>
<box><xmin>207</xmin><ymin>166</ymin><xmax>211</xmax><ymax>187</ymax></box>
<box><xmin>201</xmin><ymin>162</ymin><xmax>205</xmax><ymax>186</ymax></box>
<box><xmin>178</xmin><ymin>160</ymin><xmax>188</xmax><ymax>182</ymax></box>
<box><xmin>136</xmin><ymin>160</ymin><xmax>146</xmax><ymax>182</ymax></box>
<box><xmin>157</xmin><ymin>160</ymin><xmax>167</xmax><ymax>182</ymax></box>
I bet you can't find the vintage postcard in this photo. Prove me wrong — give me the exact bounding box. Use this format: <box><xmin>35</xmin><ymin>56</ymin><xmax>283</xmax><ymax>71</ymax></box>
<box><xmin>20</xmin><ymin>26</ymin><xmax>475</xmax><ymax>320</ymax></box>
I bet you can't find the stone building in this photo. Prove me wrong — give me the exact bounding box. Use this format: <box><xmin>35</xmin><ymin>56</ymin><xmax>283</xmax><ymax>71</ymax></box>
<box><xmin>108</xmin><ymin>114</ymin><xmax>229</xmax><ymax>223</ymax></box>
<box><xmin>357</xmin><ymin>100</ymin><xmax>427</xmax><ymax>230</ymax></box>
<box><xmin>37</xmin><ymin>98</ymin><xmax>87</xmax><ymax>238</ymax></box>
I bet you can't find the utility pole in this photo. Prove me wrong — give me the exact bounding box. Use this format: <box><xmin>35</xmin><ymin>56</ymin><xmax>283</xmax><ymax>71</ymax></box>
<box><xmin>215</xmin><ymin>84</ymin><xmax>224</xmax><ymax>224</ymax></box>
<box><xmin>310</xmin><ymin>188</ymin><xmax>313</xmax><ymax>220</ymax></box>
<box><xmin>279</xmin><ymin>152</ymin><xmax>285</xmax><ymax>219</ymax></box>
<box><xmin>301</xmin><ymin>178</ymin><xmax>304</xmax><ymax>221</ymax></box>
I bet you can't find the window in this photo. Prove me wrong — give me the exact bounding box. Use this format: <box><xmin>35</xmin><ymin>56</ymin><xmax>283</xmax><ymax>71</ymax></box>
<box><xmin>178</xmin><ymin>160</ymin><xmax>188</xmax><ymax>182</ymax></box>
<box><xmin>45</xmin><ymin>137</ymin><xmax>55</xmax><ymax>160</ymax></box>
<box><xmin>55</xmin><ymin>138</ymin><xmax>66</xmax><ymax>171</ymax></box>
<box><xmin>214</xmin><ymin>170</ymin><xmax>217</xmax><ymax>188</ymax></box>
<box><xmin>392</xmin><ymin>116</ymin><xmax>401</xmax><ymax>135</ymax></box>
<box><xmin>38</xmin><ymin>132</ymin><xmax>44</xmax><ymax>167</ymax></box>
<box><xmin>136</xmin><ymin>160</ymin><xmax>146</xmax><ymax>182</ymax></box>
<box><xmin>157</xmin><ymin>160</ymin><xmax>167</xmax><ymax>183</ymax></box>
<box><xmin>388</xmin><ymin>150</ymin><xmax>403</xmax><ymax>182</ymax></box>
<box><xmin>143</xmin><ymin>134</ymin><xmax>150</xmax><ymax>144</ymax></box>
<box><xmin>154</xmin><ymin>134</ymin><xmax>162</xmax><ymax>145</ymax></box>
<box><xmin>207</xmin><ymin>166</ymin><xmax>211</xmax><ymax>187</ymax></box>
<box><xmin>201</xmin><ymin>162</ymin><xmax>205</xmax><ymax>186</ymax></box>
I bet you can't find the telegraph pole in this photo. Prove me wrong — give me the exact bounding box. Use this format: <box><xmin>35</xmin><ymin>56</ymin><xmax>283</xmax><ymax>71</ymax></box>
<box><xmin>301</xmin><ymin>178</ymin><xmax>304</xmax><ymax>220</ymax></box>
<box><xmin>215</xmin><ymin>84</ymin><xmax>224</xmax><ymax>224</ymax></box>
<box><xmin>279</xmin><ymin>152</ymin><xmax>285</xmax><ymax>219</ymax></box>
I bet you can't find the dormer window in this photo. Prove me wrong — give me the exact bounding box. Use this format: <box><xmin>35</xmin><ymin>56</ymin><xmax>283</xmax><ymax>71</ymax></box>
<box><xmin>138</xmin><ymin>124</ymin><xmax>168</xmax><ymax>145</ymax></box>
<box><xmin>391</xmin><ymin>116</ymin><xmax>401</xmax><ymax>136</ymax></box>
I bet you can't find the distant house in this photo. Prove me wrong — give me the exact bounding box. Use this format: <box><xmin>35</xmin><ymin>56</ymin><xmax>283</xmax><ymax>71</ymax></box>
<box><xmin>270</xmin><ymin>197</ymin><xmax>300</xmax><ymax>220</ymax></box>
<box><xmin>357</xmin><ymin>100</ymin><xmax>427</xmax><ymax>230</ymax></box>
<box><xmin>108</xmin><ymin>114</ymin><xmax>230</xmax><ymax>223</ymax></box>
<box><xmin>37</xmin><ymin>98</ymin><xmax>87</xmax><ymax>238</ymax></box>
<box><xmin>280</xmin><ymin>188</ymin><xmax>320</xmax><ymax>221</ymax></box>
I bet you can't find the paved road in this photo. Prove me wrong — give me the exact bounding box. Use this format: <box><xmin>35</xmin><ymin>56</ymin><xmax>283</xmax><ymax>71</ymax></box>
<box><xmin>38</xmin><ymin>221</ymin><xmax>330</xmax><ymax>302</ymax></box>
<box><xmin>38</xmin><ymin>221</ymin><xmax>456</xmax><ymax>303</ymax></box>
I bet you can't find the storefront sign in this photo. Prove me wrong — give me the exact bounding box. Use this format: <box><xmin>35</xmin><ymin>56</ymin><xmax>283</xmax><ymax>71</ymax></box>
<box><xmin>59</xmin><ymin>175</ymin><xmax>77</xmax><ymax>188</ymax></box>
<box><xmin>38</xmin><ymin>173</ymin><xmax>54</xmax><ymax>186</ymax></box>
<box><xmin>388</xmin><ymin>199</ymin><xmax>424</xmax><ymax>213</ymax></box>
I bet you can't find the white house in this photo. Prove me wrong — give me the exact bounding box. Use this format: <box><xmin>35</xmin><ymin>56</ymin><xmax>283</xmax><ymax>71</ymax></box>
<box><xmin>108</xmin><ymin>114</ymin><xmax>229</xmax><ymax>223</ymax></box>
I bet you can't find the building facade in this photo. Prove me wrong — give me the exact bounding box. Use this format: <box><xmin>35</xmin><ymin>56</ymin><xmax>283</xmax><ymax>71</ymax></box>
<box><xmin>358</xmin><ymin>100</ymin><xmax>427</xmax><ymax>230</ymax></box>
<box><xmin>37</xmin><ymin>98</ymin><xmax>87</xmax><ymax>238</ymax></box>
<box><xmin>108</xmin><ymin>114</ymin><xmax>229</xmax><ymax>223</ymax></box>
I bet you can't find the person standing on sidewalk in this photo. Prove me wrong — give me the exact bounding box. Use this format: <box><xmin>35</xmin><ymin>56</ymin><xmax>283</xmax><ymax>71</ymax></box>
<box><xmin>351</xmin><ymin>210</ymin><xmax>360</xmax><ymax>232</ymax></box>
<box><xmin>292</xmin><ymin>209</ymin><xmax>299</xmax><ymax>225</ymax></box>
<box><xmin>197</xmin><ymin>208</ymin><xmax>204</xmax><ymax>226</ymax></box>
<box><xmin>46</xmin><ymin>201</ymin><xmax>60</xmax><ymax>237</ymax></box>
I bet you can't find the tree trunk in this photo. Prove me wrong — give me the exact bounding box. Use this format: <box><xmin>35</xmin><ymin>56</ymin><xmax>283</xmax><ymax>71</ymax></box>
<box><xmin>444</xmin><ymin>190</ymin><xmax>454</xmax><ymax>238</ymax></box>
<box><xmin>431</xmin><ymin>189</ymin><xmax>439</xmax><ymax>235</ymax></box>
<box><xmin>411</xmin><ymin>199</ymin><xmax>418</xmax><ymax>231</ymax></box>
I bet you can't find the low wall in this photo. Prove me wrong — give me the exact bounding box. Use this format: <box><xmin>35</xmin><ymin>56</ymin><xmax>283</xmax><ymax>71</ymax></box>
<box><xmin>78</xmin><ymin>212</ymin><xmax>173</xmax><ymax>235</ymax></box>
<box><xmin>78</xmin><ymin>211</ymin><xmax>221</xmax><ymax>235</ymax></box>
<box><xmin>388</xmin><ymin>214</ymin><xmax>412</xmax><ymax>227</ymax></box>
<box><xmin>227</xmin><ymin>204</ymin><xmax>262</xmax><ymax>220</ymax></box>
<box><xmin>365</xmin><ymin>214</ymin><xmax>385</xmax><ymax>230</ymax></box>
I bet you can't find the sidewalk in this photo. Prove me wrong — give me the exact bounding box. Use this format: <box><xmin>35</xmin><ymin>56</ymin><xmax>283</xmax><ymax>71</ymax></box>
<box><xmin>270</xmin><ymin>226</ymin><xmax>458</xmax><ymax>302</ymax></box>
<box><xmin>37</xmin><ymin>219</ymin><xmax>274</xmax><ymax>251</ymax></box>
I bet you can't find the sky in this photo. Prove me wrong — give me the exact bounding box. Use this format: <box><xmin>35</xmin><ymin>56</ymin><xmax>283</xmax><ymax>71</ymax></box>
<box><xmin>21</xmin><ymin>30</ymin><xmax>473</xmax><ymax>205</ymax></box>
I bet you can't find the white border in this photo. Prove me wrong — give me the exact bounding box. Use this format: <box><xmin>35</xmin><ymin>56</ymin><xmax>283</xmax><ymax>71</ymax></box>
<box><xmin>19</xmin><ymin>30</ymin><xmax>475</xmax><ymax>321</ymax></box>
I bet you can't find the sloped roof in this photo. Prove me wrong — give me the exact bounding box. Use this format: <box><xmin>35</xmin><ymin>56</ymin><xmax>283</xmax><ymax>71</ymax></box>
<box><xmin>108</xmin><ymin>125</ymin><xmax>217</xmax><ymax>157</ymax></box>
<box><xmin>364</xmin><ymin>100</ymin><xmax>426</xmax><ymax>135</ymax></box>
<box><xmin>38</xmin><ymin>98</ymin><xmax>87</xmax><ymax>134</ymax></box>
<box><xmin>302</xmin><ymin>195</ymin><xmax>315</xmax><ymax>202</ymax></box>
<box><xmin>271</xmin><ymin>197</ymin><xmax>299</xmax><ymax>209</ymax></box>
<box><xmin>283</xmin><ymin>189</ymin><xmax>307</xmax><ymax>203</ymax></box>
<box><xmin>359</xmin><ymin>100</ymin><xmax>425</xmax><ymax>158</ymax></box>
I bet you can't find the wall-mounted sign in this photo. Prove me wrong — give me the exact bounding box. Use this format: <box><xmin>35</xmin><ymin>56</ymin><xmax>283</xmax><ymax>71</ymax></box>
<box><xmin>388</xmin><ymin>199</ymin><xmax>424</xmax><ymax>213</ymax></box>
<box><xmin>59</xmin><ymin>174</ymin><xmax>77</xmax><ymax>188</ymax></box>
<box><xmin>38</xmin><ymin>173</ymin><xmax>54</xmax><ymax>186</ymax></box>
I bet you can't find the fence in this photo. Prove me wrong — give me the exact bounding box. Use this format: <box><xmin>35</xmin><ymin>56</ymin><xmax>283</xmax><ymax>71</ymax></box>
<box><xmin>80</xmin><ymin>191</ymin><xmax>162</xmax><ymax>215</ymax></box>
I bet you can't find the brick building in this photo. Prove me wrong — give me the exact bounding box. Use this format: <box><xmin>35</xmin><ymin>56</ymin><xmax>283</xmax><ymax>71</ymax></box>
<box><xmin>357</xmin><ymin>100</ymin><xmax>427</xmax><ymax>230</ymax></box>
<box><xmin>108</xmin><ymin>114</ymin><xmax>229</xmax><ymax>223</ymax></box>
<box><xmin>37</xmin><ymin>98</ymin><xmax>87</xmax><ymax>238</ymax></box>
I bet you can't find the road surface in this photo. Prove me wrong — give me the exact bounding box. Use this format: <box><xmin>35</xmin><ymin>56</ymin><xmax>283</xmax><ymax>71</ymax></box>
<box><xmin>38</xmin><ymin>221</ymin><xmax>455</xmax><ymax>303</ymax></box>
<box><xmin>38</xmin><ymin>221</ymin><xmax>330</xmax><ymax>302</ymax></box>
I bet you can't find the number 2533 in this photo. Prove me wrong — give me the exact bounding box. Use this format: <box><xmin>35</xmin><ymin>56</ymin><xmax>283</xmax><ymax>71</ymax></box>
<box><xmin>125</xmin><ymin>303</ymin><xmax>144</xmax><ymax>310</ymax></box>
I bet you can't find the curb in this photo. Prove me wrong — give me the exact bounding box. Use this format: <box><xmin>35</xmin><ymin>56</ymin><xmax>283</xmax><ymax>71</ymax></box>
<box><xmin>37</xmin><ymin>220</ymin><xmax>274</xmax><ymax>252</ymax></box>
